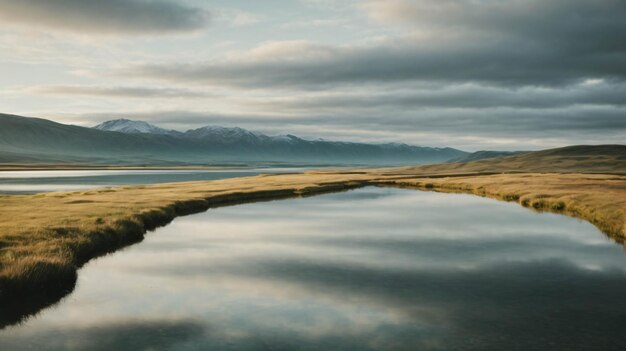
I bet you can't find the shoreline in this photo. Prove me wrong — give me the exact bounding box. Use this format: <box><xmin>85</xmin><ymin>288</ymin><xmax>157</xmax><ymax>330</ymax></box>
<box><xmin>382</xmin><ymin>175</ymin><xmax>626</xmax><ymax>243</ymax></box>
<box><xmin>0</xmin><ymin>164</ymin><xmax>360</xmax><ymax>172</ymax></box>
<box><xmin>0</xmin><ymin>165</ymin><xmax>269</xmax><ymax>172</ymax></box>
<box><xmin>0</xmin><ymin>171</ymin><xmax>624</xmax><ymax>327</ymax></box>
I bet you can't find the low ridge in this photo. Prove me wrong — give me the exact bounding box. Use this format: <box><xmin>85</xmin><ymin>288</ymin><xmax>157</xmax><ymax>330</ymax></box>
<box><xmin>0</xmin><ymin>113</ymin><xmax>467</xmax><ymax>166</ymax></box>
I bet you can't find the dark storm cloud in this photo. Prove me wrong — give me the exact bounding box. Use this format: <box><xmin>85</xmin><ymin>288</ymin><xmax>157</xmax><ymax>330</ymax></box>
<box><xmin>367</xmin><ymin>0</ymin><xmax>625</xmax><ymax>53</ymax></box>
<box><xmin>0</xmin><ymin>0</ymin><xmax>209</xmax><ymax>34</ymax></box>
<box><xmin>307</xmin><ymin>106</ymin><xmax>626</xmax><ymax>135</ymax></box>
<box><xmin>124</xmin><ymin>0</ymin><xmax>626</xmax><ymax>88</ymax></box>
<box><xmin>261</xmin><ymin>83</ymin><xmax>626</xmax><ymax>111</ymax></box>
<box><xmin>31</xmin><ymin>85</ymin><xmax>209</xmax><ymax>98</ymax></box>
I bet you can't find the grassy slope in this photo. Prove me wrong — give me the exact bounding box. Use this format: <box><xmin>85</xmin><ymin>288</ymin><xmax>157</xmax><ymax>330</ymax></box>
<box><xmin>379</xmin><ymin>145</ymin><xmax>626</xmax><ymax>174</ymax></box>
<box><xmin>0</xmin><ymin>145</ymin><xmax>624</xmax><ymax>307</ymax></box>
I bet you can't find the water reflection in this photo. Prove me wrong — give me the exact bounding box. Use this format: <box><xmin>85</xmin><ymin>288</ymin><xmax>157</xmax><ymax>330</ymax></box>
<box><xmin>2</xmin><ymin>188</ymin><xmax>626</xmax><ymax>350</ymax></box>
<box><xmin>0</xmin><ymin>168</ymin><xmax>308</xmax><ymax>194</ymax></box>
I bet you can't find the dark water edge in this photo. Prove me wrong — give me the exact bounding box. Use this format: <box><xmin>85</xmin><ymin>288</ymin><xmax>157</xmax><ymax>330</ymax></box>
<box><xmin>0</xmin><ymin>284</ymin><xmax>76</xmax><ymax>329</ymax></box>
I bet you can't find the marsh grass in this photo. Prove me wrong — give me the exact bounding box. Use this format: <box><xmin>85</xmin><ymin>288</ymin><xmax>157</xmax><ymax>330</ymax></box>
<box><xmin>385</xmin><ymin>174</ymin><xmax>626</xmax><ymax>244</ymax></box>
<box><xmin>0</xmin><ymin>174</ymin><xmax>374</xmax><ymax>300</ymax></box>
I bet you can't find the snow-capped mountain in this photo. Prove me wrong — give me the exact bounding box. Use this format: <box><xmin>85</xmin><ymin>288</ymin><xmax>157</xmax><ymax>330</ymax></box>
<box><xmin>66</xmin><ymin>117</ymin><xmax>471</xmax><ymax>165</ymax></box>
<box><xmin>94</xmin><ymin>119</ymin><xmax>300</xmax><ymax>144</ymax></box>
<box><xmin>94</xmin><ymin>119</ymin><xmax>179</xmax><ymax>136</ymax></box>
<box><xmin>184</xmin><ymin>125</ymin><xmax>267</xmax><ymax>144</ymax></box>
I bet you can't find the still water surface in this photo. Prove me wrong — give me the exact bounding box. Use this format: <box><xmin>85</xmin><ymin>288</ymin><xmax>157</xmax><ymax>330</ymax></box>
<box><xmin>2</xmin><ymin>187</ymin><xmax>626</xmax><ymax>350</ymax></box>
<box><xmin>0</xmin><ymin>169</ymin><xmax>307</xmax><ymax>194</ymax></box>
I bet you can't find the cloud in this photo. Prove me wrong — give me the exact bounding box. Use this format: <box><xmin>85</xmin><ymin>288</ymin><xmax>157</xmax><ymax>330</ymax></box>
<box><xmin>101</xmin><ymin>0</ymin><xmax>625</xmax><ymax>150</ymax></box>
<box><xmin>230</xmin><ymin>40</ymin><xmax>338</xmax><ymax>62</ymax></box>
<box><xmin>124</xmin><ymin>36</ymin><xmax>625</xmax><ymax>89</ymax></box>
<box><xmin>6</xmin><ymin>0</ymin><xmax>624</xmax><ymax>150</ymax></box>
<box><xmin>70</xmin><ymin>102</ymin><xmax>626</xmax><ymax>151</ymax></box>
<box><xmin>364</xmin><ymin>0</ymin><xmax>626</xmax><ymax>47</ymax></box>
<box><xmin>29</xmin><ymin>85</ymin><xmax>209</xmax><ymax>98</ymax></box>
<box><xmin>122</xmin><ymin>0</ymin><xmax>625</xmax><ymax>88</ymax></box>
<box><xmin>257</xmin><ymin>82</ymin><xmax>626</xmax><ymax>111</ymax></box>
<box><xmin>229</xmin><ymin>11</ymin><xmax>265</xmax><ymax>27</ymax></box>
<box><xmin>0</xmin><ymin>0</ymin><xmax>209</xmax><ymax>35</ymax></box>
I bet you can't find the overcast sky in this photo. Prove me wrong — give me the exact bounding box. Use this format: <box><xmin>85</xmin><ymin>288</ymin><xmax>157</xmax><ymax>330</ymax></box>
<box><xmin>1</xmin><ymin>0</ymin><xmax>624</xmax><ymax>151</ymax></box>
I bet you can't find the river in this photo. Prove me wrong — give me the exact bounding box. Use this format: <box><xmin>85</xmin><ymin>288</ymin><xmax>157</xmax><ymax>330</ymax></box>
<box><xmin>2</xmin><ymin>187</ymin><xmax>625</xmax><ymax>350</ymax></box>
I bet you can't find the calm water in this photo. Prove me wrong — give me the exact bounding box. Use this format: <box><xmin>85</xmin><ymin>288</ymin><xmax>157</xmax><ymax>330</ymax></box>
<box><xmin>0</xmin><ymin>169</ymin><xmax>307</xmax><ymax>194</ymax></box>
<box><xmin>2</xmin><ymin>187</ymin><xmax>626</xmax><ymax>350</ymax></box>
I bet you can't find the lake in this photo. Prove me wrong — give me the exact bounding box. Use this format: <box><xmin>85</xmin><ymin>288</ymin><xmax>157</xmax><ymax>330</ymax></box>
<box><xmin>0</xmin><ymin>168</ymin><xmax>309</xmax><ymax>194</ymax></box>
<box><xmin>2</xmin><ymin>187</ymin><xmax>626</xmax><ymax>350</ymax></box>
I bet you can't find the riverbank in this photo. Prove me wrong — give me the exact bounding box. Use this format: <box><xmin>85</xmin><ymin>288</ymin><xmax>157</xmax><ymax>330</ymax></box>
<box><xmin>1</xmin><ymin>170</ymin><xmax>625</xmax><ymax>303</ymax></box>
<box><xmin>0</xmin><ymin>173</ymin><xmax>374</xmax><ymax>299</ymax></box>
<box><xmin>382</xmin><ymin>173</ymin><xmax>626</xmax><ymax>243</ymax></box>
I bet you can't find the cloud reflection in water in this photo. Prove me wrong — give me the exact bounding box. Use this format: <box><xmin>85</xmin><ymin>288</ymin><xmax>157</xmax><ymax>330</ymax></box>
<box><xmin>2</xmin><ymin>187</ymin><xmax>626</xmax><ymax>350</ymax></box>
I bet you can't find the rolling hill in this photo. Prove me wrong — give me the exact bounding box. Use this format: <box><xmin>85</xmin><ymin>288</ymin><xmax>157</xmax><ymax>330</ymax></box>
<box><xmin>0</xmin><ymin>113</ymin><xmax>467</xmax><ymax>166</ymax></box>
<box><xmin>447</xmin><ymin>150</ymin><xmax>527</xmax><ymax>163</ymax></box>
<box><xmin>382</xmin><ymin>145</ymin><xmax>626</xmax><ymax>175</ymax></box>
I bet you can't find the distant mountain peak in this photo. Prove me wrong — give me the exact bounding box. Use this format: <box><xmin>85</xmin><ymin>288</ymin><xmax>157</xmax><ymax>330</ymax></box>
<box><xmin>0</xmin><ymin>113</ymin><xmax>470</xmax><ymax>165</ymax></box>
<box><xmin>184</xmin><ymin>125</ymin><xmax>268</xmax><ymax>142</ymax></box>
<box><xmin>191</xmin><ymin>125</ymin><xmax>257</xmax><ymax>135</ymax></box>
<box><xmin>81</xmin><ymin>117</ymin><xmax>470</xmax><ymax>164</ymax></box>
<box><xmin>94</xmin><ymin>119</ymin><xmax>178</xmax><ymax>135</ymax></box>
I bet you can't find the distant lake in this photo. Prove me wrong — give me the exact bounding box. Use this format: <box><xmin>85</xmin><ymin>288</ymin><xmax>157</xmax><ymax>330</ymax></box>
<box><xmin>2</xmin><ymin>187</ymin><xmax>626</xmax><ymax>350</ymax></box>
<box><xmin>0</xmin><ymin>168</ymin><xmax>309</xmax><ymax>194</ymax></box>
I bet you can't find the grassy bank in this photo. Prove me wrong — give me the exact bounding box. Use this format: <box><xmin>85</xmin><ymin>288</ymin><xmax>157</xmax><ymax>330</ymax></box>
<box><xmin>381</xmin><ymin>173</ymin><xmax>626</xmax><ymax>243</ymax></box>
<box><xmin>0</xmin><ymin>173</ymin><xmax>376</xmax><ymax>299</ymax></box>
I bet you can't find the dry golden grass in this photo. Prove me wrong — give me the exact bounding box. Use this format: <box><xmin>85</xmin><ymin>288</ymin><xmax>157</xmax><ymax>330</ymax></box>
<box><xmin>0</xmin><ymin>173</ymin><xmax>375</xmax><ymax>298</ymax></box>
<box><xmin>0</xmin><ymin>156</ymin><xmax>625</xmax><ymax>301</ymax></box>
<box><xmin>373</xmin><ymin>145</ymin><xmax>626</xmax><ymax>175</ymax></box>
<box><xmin>380</xmin><ymin>173</ymin><xmax>626</xmax><ymax>243</ymax></box>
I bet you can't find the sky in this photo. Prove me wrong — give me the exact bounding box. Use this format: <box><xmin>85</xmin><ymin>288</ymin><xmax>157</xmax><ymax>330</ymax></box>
<box><xmin>0</xmin><ymin>0</ymin><xmax>625</xmax><ymax>151</ymax></box>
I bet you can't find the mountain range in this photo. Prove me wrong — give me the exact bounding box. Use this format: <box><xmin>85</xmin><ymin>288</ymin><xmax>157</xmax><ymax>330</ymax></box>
<box><xmin>0</xmin><ymin>113</ymin><xmax>468</xmax><ymax>166</ymax></box>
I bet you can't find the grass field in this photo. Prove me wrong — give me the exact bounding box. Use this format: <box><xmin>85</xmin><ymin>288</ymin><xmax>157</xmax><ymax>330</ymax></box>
<box><xmin>0</xmin><ymin>145</ymin><xmax>624</xmax><ymax>325</ymax></box>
